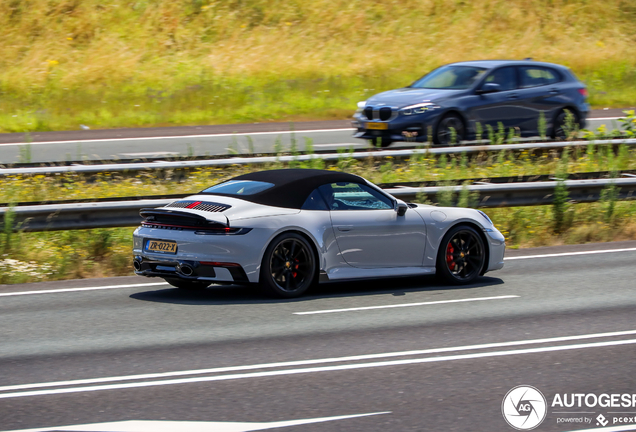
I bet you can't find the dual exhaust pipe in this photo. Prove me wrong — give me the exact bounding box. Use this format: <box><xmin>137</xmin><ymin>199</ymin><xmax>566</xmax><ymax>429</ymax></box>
<box><xmin>132</xmin><ymin>258</ymin><xmax>194</xmax><ymax>276</ymax></box>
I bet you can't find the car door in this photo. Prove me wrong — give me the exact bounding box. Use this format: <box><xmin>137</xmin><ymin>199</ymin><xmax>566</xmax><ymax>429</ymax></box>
<box><xmin>469</xmin><ymin>66</ymin><xmax>529</xmax><ymax>132</ymax></box>
<box><xmin>515</xmin><ymin>66</ymin><xmax>564</xmax><ymax>134</ymax></box>
<box><xmin>318</xmin><ymin>182</ymin><xmax>426</xmax><ymax>268</ymax></box>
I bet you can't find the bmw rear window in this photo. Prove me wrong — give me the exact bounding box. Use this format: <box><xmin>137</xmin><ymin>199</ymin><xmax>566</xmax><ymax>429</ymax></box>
<box><xmin>202</xmin><ymin>180</ymin><xmax>274</xmax><ymax>195</ymax></box>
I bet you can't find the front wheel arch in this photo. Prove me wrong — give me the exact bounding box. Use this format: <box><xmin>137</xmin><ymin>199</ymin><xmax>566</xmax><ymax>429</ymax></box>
<box><xmin>436</xmin><ymin>222</ymin><xmax>490</xmax><ymax>282</ymax></box>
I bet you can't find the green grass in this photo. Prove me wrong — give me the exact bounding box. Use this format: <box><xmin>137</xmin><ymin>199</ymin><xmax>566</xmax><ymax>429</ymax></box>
<box><xmin>1</xmin><ymin>0</ymin><xmax>636</xmax><ymax>133</ymax></box>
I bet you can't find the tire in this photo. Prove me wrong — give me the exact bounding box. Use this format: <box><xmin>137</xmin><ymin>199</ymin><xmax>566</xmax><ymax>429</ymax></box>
<box><xmin>433</xmin><ymin>114</ymin><xmax>465</xmax><ymax>146</ymax></box>
<box><xmin>259</xmin><ymin>232</ymin><xmax>317</xmax><ymax>298</ymax></box>
<box><xmin>370</xmin><ymin>137</ymin><xmax>393</xmax><ymax>148</ymax></box>
<box><xmin>436</xmin><ymin>225</ymin><xmax>486</xmax><ymax>285</ymax></box>
<box><xmin>163</xmin><ymin>277</ymin><xmax>211</xmax><ymax>290</ymax></box>
<box><xmin>552</xmin><ymin>109</ymin><xmax>578</xmax><ymax>140</ymax></box>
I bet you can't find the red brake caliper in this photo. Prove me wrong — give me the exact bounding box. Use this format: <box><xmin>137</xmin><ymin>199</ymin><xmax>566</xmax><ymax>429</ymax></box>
<box><xmin>293</xmin><ymin>259</ymin><xmax>299</xmax><ymax>278</ymax></box>
<box><xmin>446</xmin><ymin>243</ymin><xmax>455</xmax><ymax>271</ymax></box>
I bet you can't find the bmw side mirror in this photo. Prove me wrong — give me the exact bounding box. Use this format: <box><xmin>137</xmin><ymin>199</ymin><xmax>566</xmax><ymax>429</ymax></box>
<box><xmin>476</xmin><ymin>83</ymin><xmax>501</xmax><ymax>94</ymax></box>
<box><xmin>396</xmin><ymin>202</ymin><xmax>408</xmax><ymax>217</ymax></box>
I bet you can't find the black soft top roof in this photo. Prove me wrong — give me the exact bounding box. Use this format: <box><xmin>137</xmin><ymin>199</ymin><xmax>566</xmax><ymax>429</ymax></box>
<box><xmin>202</xmin><ymin>169</ymin><xmax>365</xmax><ymax>209</ymax></box>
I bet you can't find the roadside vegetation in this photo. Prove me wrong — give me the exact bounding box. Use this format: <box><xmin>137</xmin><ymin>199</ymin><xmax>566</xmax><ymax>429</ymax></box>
<box><xmin>2</xmin><ymin>0</ymin><xmax>636</xmax><ymax>133</ymax></box>
<box><xmin>1</xmin><ymin>143</ymin><xmax>636</xmax><ymax>284</ymax></box>
<box><xmin>2</xmin><ymin>141</ymin><xmax>636</xmax><ymax>203</ymax></box>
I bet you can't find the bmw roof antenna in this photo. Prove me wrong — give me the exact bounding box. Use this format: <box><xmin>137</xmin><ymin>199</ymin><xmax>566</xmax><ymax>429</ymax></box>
<box><xmin>523</xmin><ymin>57</ymin><xmax>534</xmax><ymax>61</ymax></box>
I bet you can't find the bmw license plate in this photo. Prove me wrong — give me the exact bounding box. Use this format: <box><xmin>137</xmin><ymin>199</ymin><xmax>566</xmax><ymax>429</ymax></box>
<box><xmin>366</xmin><ymin>122</ymin><xmax>388</xmax><ymax>130</ymax></box>
<box><xmin>146</xmin><ymin>239</ymin><xmax>177</xmax><ymax>254</ymax></box>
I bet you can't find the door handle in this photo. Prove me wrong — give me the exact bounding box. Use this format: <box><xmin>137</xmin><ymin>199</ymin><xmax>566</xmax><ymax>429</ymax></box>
<box><xmin>337</xmin><ymin>226</ymin><xmax>353</xmax><ymax>232</ymax></box>
<box><xmin>549</xmin><ymin>89</ymin><xmax>559</xmax><ymax>95</ymax></box>
<box><xmin>508</xmin><ymin>93</ymin><xmax>519</xmax><ymax>99</ymax></box>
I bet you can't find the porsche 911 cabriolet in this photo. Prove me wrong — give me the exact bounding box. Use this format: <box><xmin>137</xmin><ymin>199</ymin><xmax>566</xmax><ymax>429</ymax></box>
<box><xmin>133</xmin><ymin>169</ymin><xmax>505</xmax><ymax>298</ymax></box>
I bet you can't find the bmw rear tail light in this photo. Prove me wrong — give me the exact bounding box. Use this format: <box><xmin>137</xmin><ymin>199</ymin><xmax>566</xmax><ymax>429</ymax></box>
<box><xmin>578</xmin><ymin>88</ymin><xmax>588</xmax><ymax>98</ymax></box>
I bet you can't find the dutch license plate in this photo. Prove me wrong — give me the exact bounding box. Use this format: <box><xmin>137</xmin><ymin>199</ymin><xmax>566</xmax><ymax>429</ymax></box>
<box><xmin>366</xmin><ymin>122</ymin><xmax>388</xmax><ymax>130</ymax></box>
<box><xmin>146</xmin><ymin>239</ymin><xmax>177</xmax><ymax>254</ymax></box>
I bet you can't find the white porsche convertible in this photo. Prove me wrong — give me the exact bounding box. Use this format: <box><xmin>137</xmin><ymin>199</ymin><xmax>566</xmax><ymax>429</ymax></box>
<box><xmin>133</xmin><ymin>169</ymin><xmax>505</xmax><ymax>298</ymax></box>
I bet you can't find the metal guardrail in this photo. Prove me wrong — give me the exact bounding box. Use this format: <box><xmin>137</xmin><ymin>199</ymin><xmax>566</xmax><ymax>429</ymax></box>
<box><xmin>2</xmin><ymin>178</ymin><xmax>635</xmax><ymax>232</ymax></box>
<box><xmin>385</xmin><ymin>177</ymin><xmax>636</xmax><ymax>207</ymax></box>
<box><xmin>1</xmin><ymin>138</ymin><xmax>635</xmax><ymax>176</ymax></box>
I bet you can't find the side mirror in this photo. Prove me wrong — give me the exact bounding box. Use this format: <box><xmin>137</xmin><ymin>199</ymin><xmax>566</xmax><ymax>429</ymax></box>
<box><xmin>476</xmin><ymin>82</ymin><xmax>501</xmax><ymax>95</ymax></box>
<box><xmin>396</xmin><ymin>202</ymin><xmax>408</xmax><ymax>217</ymax></box>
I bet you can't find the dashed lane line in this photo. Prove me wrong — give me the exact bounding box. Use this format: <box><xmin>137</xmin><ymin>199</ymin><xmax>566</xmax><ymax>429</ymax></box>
<box><xmin>293</xmin><ymin>295</ymin><xmax>519</xmax><ymax>315</ymax></box>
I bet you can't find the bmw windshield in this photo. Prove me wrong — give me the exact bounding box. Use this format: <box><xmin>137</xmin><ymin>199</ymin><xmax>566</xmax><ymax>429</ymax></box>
<box><xmin>410</xmin><ymin>65</ymin><xmax>487</xmax><ymax>89</ymax></box>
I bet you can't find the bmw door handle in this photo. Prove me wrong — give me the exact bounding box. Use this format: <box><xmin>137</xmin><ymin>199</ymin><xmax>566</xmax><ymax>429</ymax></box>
<box><xmin>508</xmin><ymin>93</ymin><xmax>519</xmax><ymax>99</ymax></box>
<box><xmin>336</xmin><ymin>226</ymin><xmax>353</xmax><ymax>232</ymax></box>
<box><xmin>549</xmin><ymin>89</ymin><xmax>560</xmax><ymax>95</ymax></box>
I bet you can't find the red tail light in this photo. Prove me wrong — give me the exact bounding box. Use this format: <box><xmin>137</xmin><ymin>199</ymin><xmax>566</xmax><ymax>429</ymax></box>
<box><xmin>578</xmin><ymin>88</ymin><xmax>588</xmax><ymax>98</ymax></box>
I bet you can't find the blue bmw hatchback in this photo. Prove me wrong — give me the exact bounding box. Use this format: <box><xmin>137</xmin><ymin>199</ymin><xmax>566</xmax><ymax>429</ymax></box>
<box><xmin>352</xmin><ymin>60</ymin><xmax>589</xmax><ymax>147</ymax></box>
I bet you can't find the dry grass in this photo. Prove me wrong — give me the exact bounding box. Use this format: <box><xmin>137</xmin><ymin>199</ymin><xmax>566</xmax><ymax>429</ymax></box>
<box><xmin>1</xmin><ymin>0</ymin><xmax>636</xmax><ymax>131</ymax></box>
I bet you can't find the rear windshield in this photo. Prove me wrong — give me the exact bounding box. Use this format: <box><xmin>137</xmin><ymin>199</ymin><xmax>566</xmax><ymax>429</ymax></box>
<box><xmin>202</xmin><ymin>180</ymin><xmax>274</xmax><ymax>195</ymax></box>
<box><xmin>411</xmin><ymin>65</ymin><xmax>487</xmax><ymax>90</ymax></box>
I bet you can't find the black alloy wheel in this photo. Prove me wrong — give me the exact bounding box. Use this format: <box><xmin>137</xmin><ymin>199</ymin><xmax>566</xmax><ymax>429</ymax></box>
<box><xmin>552</xmin><ymin>109</ymin><xmax>578</xmax><ymax>140</ymax></box>
<box><xmin>436</xmin><ymin>225</ymin><xmax>486</xmax><ymax>284</ymax></box>
<box><xmin>163</xmin><ymin>277</ymin><xmax>211</xmax><ymax>290</ymax></box>
<box><xmin>434</xmin><ymin>114</ymin><xmax>465</xmax><ymax>146</ymax></box>
<box><xmin>260</xmin><ymin>233</ymin><xmax>316</xmax><ymax>298</ymax></box>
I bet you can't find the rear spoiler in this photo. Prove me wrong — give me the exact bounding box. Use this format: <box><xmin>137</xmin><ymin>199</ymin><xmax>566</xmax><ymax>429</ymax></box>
<box><xmin>139</xmin><ymin>208</ymin><xmax>229</xmax><ymax>228</ymax></box>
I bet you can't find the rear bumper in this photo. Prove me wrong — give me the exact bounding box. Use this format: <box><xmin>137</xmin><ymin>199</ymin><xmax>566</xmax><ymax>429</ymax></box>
<box><xmin>133</xmin><ymin>255</ymin><xmax>249</xmax><ymax>283</ymax></box>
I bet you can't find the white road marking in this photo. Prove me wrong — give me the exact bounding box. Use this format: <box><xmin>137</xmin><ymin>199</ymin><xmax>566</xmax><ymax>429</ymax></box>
<box><xmin>505</xmin><ymin>247</ymin><xmax>636</xmax><ymax>261</ymax></box>
<box><xmin>589</xmin><ymin>117</ymin><xmax>623</xmax><ymax>121</ymax></box>
<box><xmin>0</xmin><ymin>412</ymin><xmax>391</xmax><ymax>432</ymax></box>
<box><xmin>293</xmin><ymin>295</ymin><xmax>519</xmax><ymax>315</ymax></box>
<box><xmin>0</xmin><ymin>129</ymin><xmax>356</xmax><ymax>147</ymax></box>
<box><xmin>3</xmin><ymin>328</ymin><xmax>635</xmax><ymax>393</ymax></box>
<box><xmin>2</xmin><ymin>329</ymin><xmax>636</xmax><ymax>399</ymax></box>
<box><xmin>0</xmin><ymin>282</ymin><xmax>169</xmax><ymax>297</ymax></box>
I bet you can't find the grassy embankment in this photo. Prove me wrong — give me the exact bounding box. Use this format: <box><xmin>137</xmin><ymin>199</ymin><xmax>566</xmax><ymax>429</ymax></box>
<box><xmin>2</xmin><ymin>144</ymin><xmax>636</xmax><ymax>284</ymax></box>
<box><xmin>1</xmin><ymin>0</ymin><xmax>636</xmax><ymax>133</ymax></box>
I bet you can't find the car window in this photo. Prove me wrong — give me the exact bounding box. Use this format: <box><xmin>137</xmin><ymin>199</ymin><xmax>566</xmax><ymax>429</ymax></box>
<box><xmin>301</xmin><ymin>188</ymin><xmax>329</xmax><ymax>211</ymax></box>
<box><xmin>318</xmin><ymin>182</ymin><xmax>393</xmax><ymax>211</ymax></box>
<box><xmin>520</xmin><ymin>67</ymin><xmax>560</xmax><ymax>88</ymax></box>
<box><xmin>202</xmin><ymin>180</ymin><xmax>274</xmax><ymax>195</ymax></box>
<box><xmin>483</xmin><ymin>66</ymin><xmax>518</xmax><ymax>91</ymax></box>
<box><xmin>411</xmin><ymin>66</ymin><xmax>487</xmax><ymax>90</ymax></box>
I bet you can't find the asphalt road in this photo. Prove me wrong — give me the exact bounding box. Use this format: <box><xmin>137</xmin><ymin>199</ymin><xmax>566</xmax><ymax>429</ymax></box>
<box><xmin>0</xmin><ymin>241</ymin><xmax>635</xmax><ymax>431</ymax></box>
<box><xmin>0</xmin><ymin>109</ymin><xmax>631</xmax><ymax>164</ymax></box>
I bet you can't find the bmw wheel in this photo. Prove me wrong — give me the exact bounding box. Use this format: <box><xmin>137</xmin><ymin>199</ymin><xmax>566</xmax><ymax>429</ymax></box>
<box><xmin>260</xmin><ymin>233</ymin><xmax>316</xmax><ymax>298</ymax></box>
<box><xmin>436</xmin><ymin>225</ymin><xmax>486</xmax><ymax>285</ymax></box>
<box><xmin>434</xmin><ymin>114</ymin><xmax>465</xmax><ymax>146</ymax></box>
<box><xmin>163</xmin><ymin>277</ymin><xmax>211</xmax><ymax>290</ymax></box>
